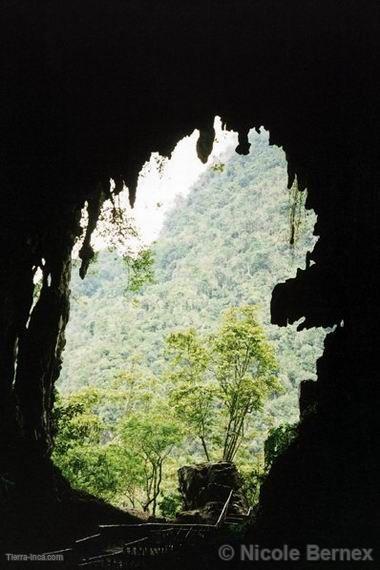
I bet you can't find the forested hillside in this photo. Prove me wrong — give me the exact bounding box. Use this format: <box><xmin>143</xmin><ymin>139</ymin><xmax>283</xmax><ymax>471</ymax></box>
<box><xmin>54</xmin><ymin>131</ymin><xmax>327</xmax><ymax>511</ymax></box>
<box><xmin>60</xmin><ymin>130</ymin><xmax>325</xmax><ymax>427</ymax></box>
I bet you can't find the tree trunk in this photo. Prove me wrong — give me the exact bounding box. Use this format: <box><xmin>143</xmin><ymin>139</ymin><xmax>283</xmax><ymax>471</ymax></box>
<box><xmin>200</xmin><ymin>436</ymin><xmax>211</xmax><ymax>462</ymax></box>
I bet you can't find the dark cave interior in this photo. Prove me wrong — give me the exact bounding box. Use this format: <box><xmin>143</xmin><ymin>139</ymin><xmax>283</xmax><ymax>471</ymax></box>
<box><xmin>1</xmin><ymin>0</ymin><xmax>379</xmax><ymax>564</ymax></box>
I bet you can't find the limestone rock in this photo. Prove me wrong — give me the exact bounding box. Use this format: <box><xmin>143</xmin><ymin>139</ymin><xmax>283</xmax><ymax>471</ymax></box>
<box><xmin>177</xmin><ymin>462</ymin><xmax>247</xmax><ymax>524</ymax></box>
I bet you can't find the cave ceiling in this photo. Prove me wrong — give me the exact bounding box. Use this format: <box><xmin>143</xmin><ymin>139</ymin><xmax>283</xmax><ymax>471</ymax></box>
<box><xmin>1</xmin><ymin>0</ymin><xmax>380</xmax><ymax>552</ymax></box>
<box><xmin>1</xmin><ymin>0</ymin><xmax>379</xmax><ymax>458</ymax></box>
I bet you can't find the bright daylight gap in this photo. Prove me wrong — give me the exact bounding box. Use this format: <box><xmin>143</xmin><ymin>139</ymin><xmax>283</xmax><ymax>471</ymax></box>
<box><xmin>52</xmin><ymin>118</ymin><xmax>327</xmax><ymax>521</ymax></box>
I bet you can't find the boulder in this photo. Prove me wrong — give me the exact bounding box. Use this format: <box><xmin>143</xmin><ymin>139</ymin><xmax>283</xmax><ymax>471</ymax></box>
<box><xmin>177</xmin><ymin>462</ymin><xmax>247</xmax><ymax>524</ymax></box>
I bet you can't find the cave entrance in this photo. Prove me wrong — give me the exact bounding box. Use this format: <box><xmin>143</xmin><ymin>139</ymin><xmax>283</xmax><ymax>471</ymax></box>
<box><xmin>52</xmin><ymin>118</ymin><xmax>327</xmax><ymax>521</ymax></box>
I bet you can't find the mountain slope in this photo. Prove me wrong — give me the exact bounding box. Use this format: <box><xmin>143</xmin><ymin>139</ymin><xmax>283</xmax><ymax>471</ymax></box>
<box><xmin>60</xmin><ymin>130</ymin><xmax>326</xmax><ymax>426</ymax></box>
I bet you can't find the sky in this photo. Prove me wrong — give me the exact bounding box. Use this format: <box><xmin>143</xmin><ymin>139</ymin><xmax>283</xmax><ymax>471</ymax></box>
<box><xmin>91</xmin><ymin>117</ymin><xmax>238</xmax><ymax>253</ymax></box>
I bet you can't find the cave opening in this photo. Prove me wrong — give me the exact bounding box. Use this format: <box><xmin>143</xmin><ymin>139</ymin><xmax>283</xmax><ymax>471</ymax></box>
<box><xmin>2</xmin><ymin>2</ymin><xmax>379</xmax><ymax>562</ymax></box>
<box><xmin>51</xmin><ymin>121</ymin><xmax>328</xmax><ymax>525</ymax></box>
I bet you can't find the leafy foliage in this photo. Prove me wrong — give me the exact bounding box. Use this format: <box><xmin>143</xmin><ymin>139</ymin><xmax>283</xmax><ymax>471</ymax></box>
<box><xmin>54</xmin><ymin>130</ymin><xmax>327</xmax><ymax>512</ymax></box>
<box><xmin>53</xmin><ymin>385</ymin><xmax>182</xmax><ymax>512</ymax></box>
<box><xmin>264</xmin><ymin>423</ymin><xmax>298</xmax><ymax>471</ymax></box>
<box><xmin>60</xmin><ymin>131</ymin><xmax>325</xmax><ymax>409</ymax></box>
<box><xmin>124</xmin><ymin>248</ymin><xmax>155</xmax><ymax>292</ymax></box>
<box><xmin>213</xmin><ymin>307</ymin><xmax>280</xmax><ymax>461</ymax></box>
<box><xmin>167</xmin><ymin>306</ymin><xmax>281</xmax><ymax>462</ymax></box>
<box><xmin>52</xmin><ymin>388</ymin><xmax>121</xmax><ymax>500</ymax></box>
<box><xmin>119</xmin><ymin>411</ymin><xmax>182</xmax><ymax>515</ymax></box>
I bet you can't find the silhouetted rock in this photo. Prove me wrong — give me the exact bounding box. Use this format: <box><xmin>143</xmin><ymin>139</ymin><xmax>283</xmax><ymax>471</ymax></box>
<box><xmin>1</xmin><ymin>1</ymin><xmax>379</xmax><ymax>555</ymax></box>
<box><xmin>177</xmin><ymin>462</ymin><xmax>247</xmax><ymax>524</ymax></box>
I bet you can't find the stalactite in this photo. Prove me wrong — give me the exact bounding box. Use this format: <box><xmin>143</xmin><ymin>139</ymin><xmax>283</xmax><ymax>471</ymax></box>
<box><xmin>1</xmin><ymin>0</ymin><xmax>379</xmax><ymax>551</ymax></box>
<box><xmin>78</xmin><ymin>185</ymin><xmax>107</xmax><ymax>279</ymax></box>
<box><xmin>196</xmin><ymin>121</ymin><xmax>215</xmax><ymax>164</ymax></box>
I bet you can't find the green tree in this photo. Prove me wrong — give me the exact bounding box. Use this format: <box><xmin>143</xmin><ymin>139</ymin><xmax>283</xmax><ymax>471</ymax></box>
<box><xmin>214</xmin><ymin>306</ymin><xmax>280</xmax><ymax>461</ymax></box>
<box><xmin>53</xmin><ymin>387</ymin><xmax>145</xmax><ymax>504</ymax></box>
<box><xmin>119</xmin><ymin>410</ymin><xmax>182</xmax><ymax>516</ymax></box>
<box><xmin>124</xmin><ymin>248</ymin><xmax>155</xmax><ymax>292</ymax></box>
<box><xmin>52</xmin><ymin>388</ymin><xmax>121</xmax><ymax>499</ymax></box>
<box><xmin>169</xmin><ymin>384</ymin><xmax>216</xmax><ymax>462</ymax></box>
<box><xmin>166</xmin><ymin>330</ymin><xmax>216</xmax><ymax>461</ymax></box>
<box><xmin>166</xmin><ymin>305</ymin><xmax>281</xmax><ymax>463</ymax></box>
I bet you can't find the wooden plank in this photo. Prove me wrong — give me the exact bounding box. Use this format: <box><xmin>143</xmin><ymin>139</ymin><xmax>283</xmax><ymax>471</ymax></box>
<box><xmin>216</xmin><ymin>489</ymin><xmax>234</xmax><ymax>528</ymax></box>
<box><xmin>75</xmin><ymin>533</ymin><xmax>101</xmax><ymax>544</ymax></box>
<box><xmin>79</xmin><ymin>539</ymin><xmax>149</xmax><ymax>566</ymax></box>
<box><xmin>99</xmin><ymin>522</ymin><xmax>215</xmax><ymax>530</ymax></box>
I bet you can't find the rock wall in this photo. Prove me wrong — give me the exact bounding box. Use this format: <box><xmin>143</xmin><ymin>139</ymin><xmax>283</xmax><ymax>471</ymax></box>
<box><xmin>1</xmin><ymin>0</ymin><xmax>379</xmax><ymax>552</ymax></box>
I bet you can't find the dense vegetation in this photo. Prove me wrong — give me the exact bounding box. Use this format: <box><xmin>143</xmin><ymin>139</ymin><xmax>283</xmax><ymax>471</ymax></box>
<box><xmin>54</xmin><ymin>130</ymin><xmax>326</xmax><ymax>515</ymax></box>
<box><xmin>166</xmin><ymin>306</ymin><xmax>281</xmax><ymax>464</ymax></box>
